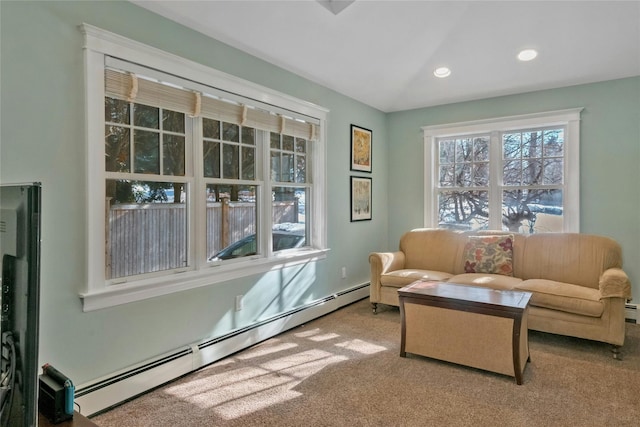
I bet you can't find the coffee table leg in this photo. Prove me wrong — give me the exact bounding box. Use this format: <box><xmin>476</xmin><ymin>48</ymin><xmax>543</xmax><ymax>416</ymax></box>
<box><xmin>399</xmin><ymin>299</ymin><xmax>406</xmax><ymax>357</ymax></box>
<box><xmin>512</xmin><ymin>315</ymin><xmax>523</xmax><ymax>385</ymax></box>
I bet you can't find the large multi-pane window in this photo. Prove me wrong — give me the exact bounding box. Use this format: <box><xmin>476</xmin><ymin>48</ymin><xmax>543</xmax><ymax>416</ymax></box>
<box><xmin>82</xmin><ymin>25</ymin><xmax>327</xmax><ymax>311</ymax></box>
<box><xmin>423</xmin><ymin>110</ymin><xmax>581</xmax><ymax>233</ymax></box>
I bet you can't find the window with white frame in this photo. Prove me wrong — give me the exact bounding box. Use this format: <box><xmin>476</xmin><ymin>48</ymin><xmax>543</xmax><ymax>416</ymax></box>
<box><xmin>423</xmin><ymin>109</ymin><xmax>582</xmax><ymax>233</ymax></box>
<box><xmin>81</xmin><ymin>25</ymin><xmax>328</xmax><ymax>311</ymax></box>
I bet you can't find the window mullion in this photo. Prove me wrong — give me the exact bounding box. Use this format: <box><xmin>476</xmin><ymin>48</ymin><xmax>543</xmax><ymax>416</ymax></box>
<box><xmin>129</xmin><ymin>103</ymin><xmax>135</xmax><ymax>174</ymax></box>
<box><xmin>159</xmin><ymin>108</ymin><xmax>164</xmax><ymax>175</ymax></box>
<box><xmin>260</xmin><ymin>130</ymin><xmax>273</xmax><ymax>257</ymax></box>
<box><xmin>188</xmin><ymin>116</ymin><xmax>202</xmax><ymax>268</ymax></box>
<box><xmin>489</xmin><ymin>131</ymin><xmax>502</xmax><ymax>229</ymax></box>
<box><xmin>423</xmin><ymin>135</ymin><xmax>436</xmax><ymax>227</ymax></box>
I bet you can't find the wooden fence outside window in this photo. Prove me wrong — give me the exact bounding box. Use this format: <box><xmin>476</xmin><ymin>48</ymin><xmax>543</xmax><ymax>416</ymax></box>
<box><xmin>106</xmin><ymin>200</ymin><xmax>298</xmax><ymax>279</ymax></box>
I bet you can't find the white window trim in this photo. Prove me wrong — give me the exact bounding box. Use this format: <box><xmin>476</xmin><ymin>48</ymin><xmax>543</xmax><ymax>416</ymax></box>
<box><xmin>80</xmin><ymin>24</ymin><xmax>329</xmax><ymax>311</ymax></box>
<box><xmin>422</xmin><ymin>108</ymin><xmax>582</xmax><ymax>232</ymax></box>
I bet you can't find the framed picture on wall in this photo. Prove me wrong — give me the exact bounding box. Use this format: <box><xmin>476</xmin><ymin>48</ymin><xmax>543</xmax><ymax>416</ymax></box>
<box><xmin>350</xmin><ymin>176</ymin><xmax>372</xmax><ymax>222</ymax></box>
<box><xmin>350</xmin><ymin>124</ymin><xmax>372</xmax><ymax>173</ymax></box>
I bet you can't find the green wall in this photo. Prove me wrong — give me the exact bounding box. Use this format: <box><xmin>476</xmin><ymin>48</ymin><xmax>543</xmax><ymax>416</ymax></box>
<box><xmin>387</xmin><ymin>77</ymin><xmax>640</xmax><ymax>298</ymax></box>
<box><xmin>0</xmin><ymin>1</ymin><xmax>388</xmax><ymax>383</ymax></box>
<box><xmin>1</xmin><ymin>1</ymin><xmax>638</xmax><ymax>389</ymax></box>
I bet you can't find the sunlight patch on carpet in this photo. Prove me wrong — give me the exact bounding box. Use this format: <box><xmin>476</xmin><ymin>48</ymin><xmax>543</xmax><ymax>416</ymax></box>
<box><xmin>293</xmin><ymin>327</ymin><xmax>323</xmax><ymax>338</ymax></box>
<box><xmin>236</xmin><ymin>340</ymin><xmax>299</xmax><ymax>360</ymax></box>
<box><xmin>306</xmin><ymin>332</ymin><xmax>341</xmax><ymax>341</ymax></box>
<box><xmin>215</xmin><ymin>386</ymin><xmax>304</xmax><ymax>419</ymax></box>
<box><xmin>334</xmin><ymin>338</ymin><xmax>388</xmax><ymax>354</ymax></box>
<box><xmin>164</xmin><ymin>349</ymin><xmax>349</xmax><ymax>418</ymax></box>
<box><xmin>165</xmin><ymin>365</ymin><xmax>277</xmax><ymax>399</ymax></box>
<box><xmin>259</xmin><ymin>349</ymin><xmax>346</xmax><ymax>374</ymax></box>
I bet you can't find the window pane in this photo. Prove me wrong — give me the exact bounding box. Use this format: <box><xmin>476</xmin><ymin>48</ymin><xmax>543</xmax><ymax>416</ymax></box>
<box><xmin>522</xmin><ymin>159</ymin><xmax>542</xmax><ymax>185</ymax></box>
<box><xmin>522</xmin><ymin>131</ymin><xmax>542</xmax><ymax>158</ymax></box>
<box><xmin>106</xmin><ymin>179</ymin><xmax>187</xmax><ymax>279</ymax></box>
<box><xmin>270</xmin><ymin>152</ymin><xmax>281</xmax><ymax>181</ymax></box>
<box><xmin>455</xmin><ymin>164</ymin><xmax>472</xmax><ymax>186</ymax></box>
<box><xmin>272</xmin><ymin>186</ymin><xmax>307</xmax><ymax>253</ymax></box>
<box><xmin>295</xmin><ymin>155</ymin><xmax>306</xmax><ymax>183</ymax></box>
<box><xmin>503</xmin><ymin>133</ymin><xmax>521</xmax><ymax>159</ymax></box>
<box><xmin>222</xmin><ymin>122</ymin><xmax>239</xmax><ymax>142</ymax></box>
<box><xmin>163</xmin><ymin>134</ymin><xmax>185</xmax><ymax>176</ymax></box>
<box><xmin>439</xmin><ymin>165</ymin><xmax>455</xmax><ymax>187</ymax></box>
<box><xmin>503</xmin><ymin>160</ymin><xmax>522</xmax><ymax>186</ymax></box>
<box><xmin>133</xmin><ymin>104</ymin><xmax>159</xmax><ymax>129</ymax></box>
<box><xmin>242</xmin><ymin>127</ymin><xmax>255</xmax><ymax>145</ymax></box>
<box><xmin>203</xmin><ymin>118</ymin><xmax>220</xmax><ymax>139</ymax></box>
<box><xmin>543</xmin><ymin>159</ymin><xmax>563</xmax><ymax>184</ymax></box>
<box><xmin>502</xmin><ymin>189</ymin><xmax>563</xmax><ymax>234</ymax></box>
<box><xmin>439</xmin><ymin>140</ymin><xmax>455</xmax><ymax>164</ymax></box>
<box><xmin>105</xmin><ymin>125</ymin><xmax>130</xmax><ymax>172</ymax></box>
<box><xmin>473</xmin><ymin>137</ymin><xmax>489</xmax><ymax>161</ymax></box>
<box><xmin>270</xmin><ymin>132</ymin><xmax>280</xmax><ymax>149</ymax></box>
<box><xmin>163</xmin><ymin>110</ymin><xmax>185</xmax><ymax>133</ymax></box>
<box><xmin>134</xmin><ymin>130</ymin><xmax>160</xmax><ymax>174</ymax></box>
<box><xmin>455</xmin><ymin>138</ymin><xmax>473</xmax><ymax>163</ymax></box>
<box><xmin>283</xmin><ymin>135</ymin><xmax>294</xmax><ymax>152</ymax></box>
<box><xmin>295</xmin><ymin>138</ymin><xmax>306</xmax><ymax>153</ymax></box>
<box><xmin>222</xmin><ymin>144</ymin><xmax>239</xmax><ymax>179</ymax></box>
<box><xmin>105</xmin><ymin>97</ymin><xmax>130</xmax><ymax>124</ymax></box>
<box><xmin>203</xmin><ymin>140</ymin><xmax>220</xmax><ymax>178</ymax></box>
<box><xmin>281</xmin><ymin>153</ymin><xmax>294</xmax><ymax>182</ymax></box>
<box><xmin>438</xmin><ymin>190</ymin><xmax>488</xmax><ymax>230</ymax></box>
<box><xmin>206</xmin><ymin>184</ymin><xmax>258</xmax><ymax>261</ymax></box>
<box><xmin>543</xmin><ymin>129</ymin><xmax>564</xmax><ymax>157</ymax></box>
<box><xmin>472</xmin><ymin>162</ymin><xmax>489</xmax><ymax>186</ymax></box>
<box><xmin>241</xmin><ymin>146</ymin><xmax>255</xmax><ymax>180</ymax></box>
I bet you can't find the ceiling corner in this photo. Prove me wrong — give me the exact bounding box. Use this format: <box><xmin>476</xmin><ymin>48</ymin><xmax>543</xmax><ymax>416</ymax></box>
<box><xmin>316</xmin><ymin>0</ymin><xmax>356</xmax><ymax>15</ymax></box>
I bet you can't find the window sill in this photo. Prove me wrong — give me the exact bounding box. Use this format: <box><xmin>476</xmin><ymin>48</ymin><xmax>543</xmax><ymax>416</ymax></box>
<box><xmin>79</xmin><ymin>248</ymin><xmax>329</xmax><ymax>312</ymax></box>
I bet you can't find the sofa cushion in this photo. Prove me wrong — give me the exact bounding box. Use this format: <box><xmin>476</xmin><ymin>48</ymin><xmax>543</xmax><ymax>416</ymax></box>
<box><xmin>400</xmin><ymin>228</ymin><xmax>467</xmax><ymax>273</ymax></box>
<box><xmin>448</xmin><ymin>273</ymin><xmax>522</xmax><ymax>291</ymax></box>
<box><xmin>463</xmin><ymin>234</ymin><xmax>514</xmax><ymax>276</ymax></box>
<box><xmin>514</xmin><ymin>279</ymin><xmax>604</xmax><ymax>318</ymax></box>
<box><xmin>381</xmin><ymin>269</ymin><xmax>453</xmax><ymax>288</ymax></box>
<box><xmin>518</xmin><ymin>233</ymin><xmax>623</xmax><ymax>289</ymax></box>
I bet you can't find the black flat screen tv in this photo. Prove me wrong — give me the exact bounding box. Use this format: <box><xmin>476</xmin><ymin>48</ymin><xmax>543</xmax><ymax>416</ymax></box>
<box><xmin>0</xmin><ymin>183</ymin><xmax>41</xmax><ymax>427</ymax></box>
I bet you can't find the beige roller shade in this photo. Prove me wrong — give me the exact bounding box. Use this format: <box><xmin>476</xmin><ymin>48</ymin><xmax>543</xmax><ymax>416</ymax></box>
<box><xmin>105</xmin><ymin>68</ymin><xmax>319</xmax><ymax>140</ymax></box>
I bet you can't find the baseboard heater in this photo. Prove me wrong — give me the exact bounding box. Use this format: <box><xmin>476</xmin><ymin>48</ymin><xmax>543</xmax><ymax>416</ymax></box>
<box><xmin>75</xmin><ymin>283</ymin><xmax>370</xmax><ymax>417</ymax></box>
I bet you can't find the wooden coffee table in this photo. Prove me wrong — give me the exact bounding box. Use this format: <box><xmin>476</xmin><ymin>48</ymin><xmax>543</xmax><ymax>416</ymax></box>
<box><xmin>398</xmin><ymin>281</ymin><xmax>532</xmax><ymax>384</ymax></box>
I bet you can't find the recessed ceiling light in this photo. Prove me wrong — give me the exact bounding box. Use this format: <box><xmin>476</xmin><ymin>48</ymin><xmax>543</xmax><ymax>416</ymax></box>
<box><xmin>434</xmin><ymin>67</ymin><xmax>451</xmax><ymax>78</ymax></box>
<box><xmin>517</xmin><ymin>49</ymin><xmax>538</xmax><ymax>61</ymax></box>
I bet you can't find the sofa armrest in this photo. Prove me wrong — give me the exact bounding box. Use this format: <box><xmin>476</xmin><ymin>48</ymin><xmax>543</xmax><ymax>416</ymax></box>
<box><xmin>368</xmin><ymin>251</ymin><xmax>405</xmax><ymax>302</ymax></box>
<box><xmin>369</xmin><ymin>251</ymin><xmax>405</xmax><ymax>275</ymax></box>
<box><xmin>599</xmin><ymin>268</ymin><xmax>632</xmax><ymax>300</ymax></box>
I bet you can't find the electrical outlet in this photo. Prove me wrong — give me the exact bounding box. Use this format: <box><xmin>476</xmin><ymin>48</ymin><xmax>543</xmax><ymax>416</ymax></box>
<box><xmin>235</xmin><ymin>295</ymin><xmax>243</xmax><ymax>311</ymax></box>
<box><xmin>341</xmin><ymin>267</ymin><xmax>347</xmax><ymax>279</ymax></box>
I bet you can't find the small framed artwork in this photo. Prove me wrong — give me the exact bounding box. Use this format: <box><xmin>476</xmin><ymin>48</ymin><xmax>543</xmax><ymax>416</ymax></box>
<box><xmin>350</xmin><ymin>176</ymin><xmax>372</xmax><ymax>222</ymax></box>
<box><xmin>350</xmin><ymin>124</ymin><xmax>372</xmax><ymax>173</ymax></box>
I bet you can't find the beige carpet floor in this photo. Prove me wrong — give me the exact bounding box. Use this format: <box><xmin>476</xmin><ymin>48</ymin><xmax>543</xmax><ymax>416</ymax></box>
<box><xmin>93</xmin><ymin>299</ymin><xmax>640</xmax><ymax>426</ymax></box>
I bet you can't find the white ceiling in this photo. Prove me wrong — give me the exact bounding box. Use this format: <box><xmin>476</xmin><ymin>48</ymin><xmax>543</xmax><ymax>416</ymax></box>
<box><xmin>132</xmin><ymin>0</ymin><xmax>640</xmax><ymax>113</ymax></box>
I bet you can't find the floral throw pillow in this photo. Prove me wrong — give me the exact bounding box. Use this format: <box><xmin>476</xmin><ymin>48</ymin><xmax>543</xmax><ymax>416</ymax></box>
<box><xmin>463</xmin><ymin>235</ymin><xmax>514</xmax><ymax>276</ymax></box>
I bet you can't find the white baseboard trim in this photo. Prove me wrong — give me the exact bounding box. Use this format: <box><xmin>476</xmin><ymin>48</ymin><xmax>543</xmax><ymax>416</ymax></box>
<box><xmin>625</xmin><ymin>303</ymin><xmax>638</xmax><ymax>323</ymax></box>
<box><xmin>75</xmin><ymin>283</ymin><xmax>370</xmax><ymax>417</ymax></box>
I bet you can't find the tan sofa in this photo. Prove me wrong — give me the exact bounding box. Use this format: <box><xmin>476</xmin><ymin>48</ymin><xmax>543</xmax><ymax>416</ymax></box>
<box><xmin>369</xmin><ymin>228</ymin><xmax>632</xmax><ymax>351</ymax></box>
